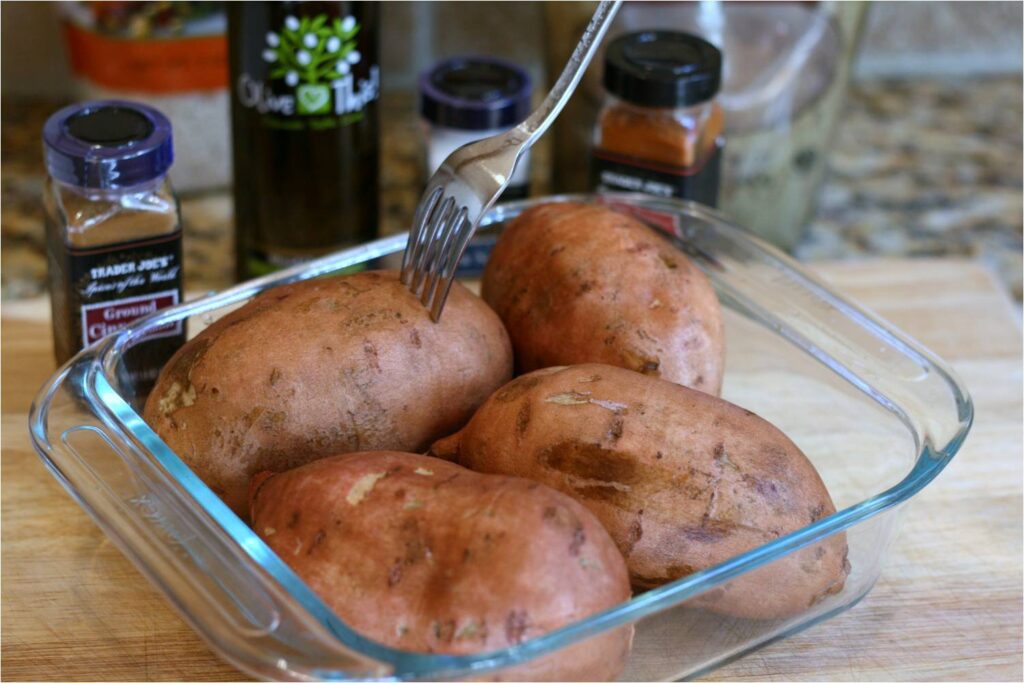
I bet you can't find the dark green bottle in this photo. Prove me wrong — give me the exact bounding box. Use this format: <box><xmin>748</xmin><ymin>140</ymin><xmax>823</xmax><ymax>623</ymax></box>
<box><xmin>228</xmin><ymin>1</ymin><xmax>380</xmax><ymax>280</ymax></box>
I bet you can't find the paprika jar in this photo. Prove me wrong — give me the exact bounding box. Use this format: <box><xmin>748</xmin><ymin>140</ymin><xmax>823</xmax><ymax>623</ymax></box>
<box><xmin>591</xmin><ymin>31</ymin><xmax>724</xmax><ymax>207</ymax></box>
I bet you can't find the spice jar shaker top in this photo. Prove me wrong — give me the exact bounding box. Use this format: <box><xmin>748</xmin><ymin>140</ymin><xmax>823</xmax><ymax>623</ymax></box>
<box><xmin>42</xmin><ymin>100</ymin><xmax>184</xmax><ymax>389</ymax></box>
<box><xmin>420</xmin><ymin>56</ymin><xmax>533</xmax><ymax>199</ymax></box>
<box><xmin>591</xmin><ymin>31</ymin><xmax>724</xmax><ymax>206</ymax></box>
<box><xmin>419</xmin><ymin>56</ymin><xmax>532</xmax><ymax>275</ymax></box>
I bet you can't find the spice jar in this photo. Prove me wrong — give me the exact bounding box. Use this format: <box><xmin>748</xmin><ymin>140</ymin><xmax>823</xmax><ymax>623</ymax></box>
<box><xmin>43</xmin><ymin>100</ymin><xmax>184</xmax><ymax>389</ymax></box>
<box><xmin>420</xmin><ymin>56</ymin><xmax>533</xmax><ymax>275</ymax></box>
<box><xmin>591</xmin><ymin>31</ymin><xmax>724</xmax><ymax>206</ymax></box>
<box><xmin>420</xmin><ymin>56</ymin><xmax>533</xmax><ymax>199</ymax></box>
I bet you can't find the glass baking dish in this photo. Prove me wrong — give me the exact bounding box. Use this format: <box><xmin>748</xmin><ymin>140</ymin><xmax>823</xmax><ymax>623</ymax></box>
<box><xmin>30</xmin><ymin>193</ymin><xmax>972</xmax><ymax>681</ymax></box>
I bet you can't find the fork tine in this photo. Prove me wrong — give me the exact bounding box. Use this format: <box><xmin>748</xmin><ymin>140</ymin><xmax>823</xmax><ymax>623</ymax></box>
<box><xmin>409</xmin><ymin>194</ymin><xmax>447</xmax><ymax>295</ymax></box>
<box><xmin>428</xmin><ymin>208</ymin><xmax>475</xmax><ymax>322</ymax></box>
<box><xmin>410</xmin><ymin>195</ymin><xmax>455</xmax><ymax>296</ymax></box>
<box><xmin>420</xmin><ymin>205</ymin><xmax>465</xmax><ymax>308</ymax></box>
<box><xmin>421</xmin><ymin>206</ymin><xmax>468</xmax><ymax>313</ymax></box>
<box><xmin>412</xmin><ymin>187</ymin><xmax>443</xmax><ymax>256</ymax></box>
<box><xmin>401</xmin><ymin>186</ymin><xmax>443</xmax><ymax>285</ymax></box>
<box><xmin>418</xmin><ymin>196</ymin><xmax>456</xmax><ymax>289</ymax></box>
<box><xmin>424</xmin><ymin>198</ymin><xmax>460</xmax><ymax>290</ymax></box>
<box><xmin>417</xmin><ymin>206</ymin><xmax>451</xmax><ymax>302</ymax></box>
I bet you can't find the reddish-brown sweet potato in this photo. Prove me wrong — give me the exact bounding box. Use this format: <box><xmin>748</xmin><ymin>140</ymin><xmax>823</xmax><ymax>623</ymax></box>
<box><xmin>143</xmin><ymin>270</ymin><xmax>512</xmax><ymax>516</ymax></box>
<box><xmin>250</xmin><ymin>451</ymin><xmax>633</xmax><ymax>681</ymax></box>
<box><xmin>482</xmin><ymin>202</ymin><xmax>724</xmax><ymax>394</ymax></box>
<box><xmin>431</xmin><ymin>364</ymin><xmax>849</xmax><ymax>620</ymax></box>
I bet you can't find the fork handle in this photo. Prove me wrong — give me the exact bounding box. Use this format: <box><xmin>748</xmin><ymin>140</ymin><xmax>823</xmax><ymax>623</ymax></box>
<box><xmin>513</xmin><ymin>0</ymin><xmax>621</xmax><ymax>148</ymax></box>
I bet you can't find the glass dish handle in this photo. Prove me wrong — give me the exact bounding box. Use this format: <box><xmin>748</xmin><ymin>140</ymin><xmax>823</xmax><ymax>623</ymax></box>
<box><xmin>29</xmin><ymin>358</ymin><xmax>390</xmax><ymax>680</ymax></box>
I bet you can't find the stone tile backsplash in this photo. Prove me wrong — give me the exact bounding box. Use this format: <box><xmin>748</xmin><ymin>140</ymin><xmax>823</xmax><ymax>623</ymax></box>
<box><xmin>855</xmin><ymin>1</ymin><xmax>1023</xmax><ymax>77</ymax></box>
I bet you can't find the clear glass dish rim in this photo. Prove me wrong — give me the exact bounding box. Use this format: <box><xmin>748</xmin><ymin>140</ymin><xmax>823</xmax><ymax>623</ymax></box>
<box><xmin>30</xmin><ymin>192</ymin><xmax>974</xmax><ymax>679</ymax></box>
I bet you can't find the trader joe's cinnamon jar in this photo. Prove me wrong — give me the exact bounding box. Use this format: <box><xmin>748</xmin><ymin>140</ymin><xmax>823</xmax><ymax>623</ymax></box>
<box><xmin>591</xmin><ymin>31</ymin><xmax>724</xmax><ymax>206</ymax></box>
<box><xmin>42</xmin><ymin>100</ymin><xmax>184</xmax><ymax>391</ymax></box>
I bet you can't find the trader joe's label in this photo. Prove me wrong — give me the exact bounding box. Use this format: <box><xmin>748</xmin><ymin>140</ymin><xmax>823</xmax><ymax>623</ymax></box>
<box><xmin>591</xmin><ymin>143</ymin><xmax>722</xmax><ymax>207</ymax></box>
<box><xmin>69</xmin><ymin>230</ymin><xmax>184</xmax><ymax>346</ymax></box>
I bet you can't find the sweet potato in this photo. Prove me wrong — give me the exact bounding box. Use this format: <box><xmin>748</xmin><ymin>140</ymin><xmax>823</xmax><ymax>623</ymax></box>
<box><xmin>142</xmin><ymin>270</ymin><xmax>512</xmax><ymax>516</ymax></box>
<box><xmin>431</xmin><ymin>364</ymin><xmax>849</xmax><ymax>620</ymax></box>
<box><xmin>250</xmin><ymin>451</ymin><xmax>633</xmax><ymax>681</ymax></box>
<box><xmin>482</xmin><ymin>202</ymin><xmax>724</xmax><ymax>394</ymax></box>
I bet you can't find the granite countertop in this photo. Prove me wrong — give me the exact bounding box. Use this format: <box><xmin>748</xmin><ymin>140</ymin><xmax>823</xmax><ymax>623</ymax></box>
<box><xmin>799</xmin><ymin>78</ymin><xmax>1022</xmax><ymax>300</ymax></box>
<box><xmin>3</xmin><ymin>77</ymin><xmax>1021</xmax><ymax>302</ymax></box>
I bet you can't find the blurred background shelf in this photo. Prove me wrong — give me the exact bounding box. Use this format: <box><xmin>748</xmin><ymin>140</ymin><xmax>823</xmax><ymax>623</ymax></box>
<box><xmin>4</xmin><ymin>77</ymin><xmax>1021</xmax><ymax>301</ymax></box>
<box><xmin>2</xmin><ymin>1</ymin><xmax>1021</xmax><ymax>303</ymax></box>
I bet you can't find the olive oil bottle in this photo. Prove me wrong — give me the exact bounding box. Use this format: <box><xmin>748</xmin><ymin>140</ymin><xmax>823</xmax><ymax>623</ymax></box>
<box><xmin>228</xmin><ymin>2</ymin><xmax>380</xmax><ymax>280</ymax></box>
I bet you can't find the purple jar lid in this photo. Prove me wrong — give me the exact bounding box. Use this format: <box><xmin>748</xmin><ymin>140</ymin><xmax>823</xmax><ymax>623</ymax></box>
<box><xmin>420</xmin><ymin>56</ymin><xmax>532</xmax><ymax>131</ymax></box>
<box><xmin>43</xmin><ymin>100</ymin><xmax>173</xmax><ymax>190</ymax></box>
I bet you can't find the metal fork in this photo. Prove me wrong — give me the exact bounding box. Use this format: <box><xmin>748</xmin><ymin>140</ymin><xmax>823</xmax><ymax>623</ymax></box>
<box><xmin>400</xmin><ymin>0</ymin><xmax>622</xmax><ymax>321</ymax></box>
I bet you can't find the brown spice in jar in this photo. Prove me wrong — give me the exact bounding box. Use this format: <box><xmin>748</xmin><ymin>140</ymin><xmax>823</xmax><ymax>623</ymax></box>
<box><xmin>58</xmin><ymin>188</ymin><xmax>179</xmax><ymax>248</ymax></box>
<box><xmin>45</xmin><ymin>180</ymin><xmax>185</xmax><ymax>373</ymax></box>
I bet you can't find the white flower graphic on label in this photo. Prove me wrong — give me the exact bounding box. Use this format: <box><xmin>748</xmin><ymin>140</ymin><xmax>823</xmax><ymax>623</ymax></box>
<box><xmin>263</xmin><ymin>13</ymin><xmax>362</xmax><ymax>89</ymax></box>
<box><xmin>256</xmin><ymin>12</ymin><xmax>371</xmax><ymax>116</ymax></box>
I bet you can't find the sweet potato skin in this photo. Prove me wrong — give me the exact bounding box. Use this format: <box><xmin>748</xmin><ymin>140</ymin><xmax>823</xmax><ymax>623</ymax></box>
<box><xmin>142</xmin><ymin>270</ymin><xmax>512</xmax><ymax>516</ymax></box>
<box><xmin>250</xmin><ymin>452</ymin><xmax>633</xmax><ymax>681</ymax></box>
<box><xmin>430</xmin><ymin>364</ymin><xmax>849</xmax><ymax>620</ymax></box>
<box><xmin>481</xmin><ymin>202</ymin><xmax>724</xmax><ymax>394</ymax></box>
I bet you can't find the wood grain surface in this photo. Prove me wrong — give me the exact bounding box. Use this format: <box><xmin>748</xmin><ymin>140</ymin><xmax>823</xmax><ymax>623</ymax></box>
<box><xmin>2</xmin><ymin>259</ymin><xmax>1021</xmax><ymax>682</ymax></box>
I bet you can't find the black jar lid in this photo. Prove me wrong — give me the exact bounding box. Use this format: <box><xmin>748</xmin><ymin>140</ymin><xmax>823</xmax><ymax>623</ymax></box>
<box><xmin>43</xmin><ymin>100</ymin><xmax>173</xmax><ymax>190</ymax></box>
<box><xmin>420</xmin><ymin>56</ymin><xmax>532</xmax><ymax>130</ymax></box>
<box><xmin>603</xmin><ymin>31</ymin><xmax>722</xmax><ymax>108</ymax></box>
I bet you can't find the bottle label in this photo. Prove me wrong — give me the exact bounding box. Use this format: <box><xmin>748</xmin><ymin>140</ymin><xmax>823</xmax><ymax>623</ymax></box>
<box><xmin>591</xmin><ymin>143</ymin><xmax>722</xmax><ymax>207</ymax></box>
<box><xmin>60</xmin><ymin>4</ymin><xmax>227</xmax><ymax>94</ymax></box>
<box><xmin>235</xmin><ymin>13</ymin><xmax>379</xmax><ymax>128</ymax></box>
<box><xmin>68</xmin><ymin>231</ymin><xmax>184</xmax><ymax>348</ymax></box>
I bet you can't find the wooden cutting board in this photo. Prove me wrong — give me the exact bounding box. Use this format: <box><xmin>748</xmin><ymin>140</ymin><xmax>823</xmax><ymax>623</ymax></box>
<box><xmin>2</xmin><ymin>258</ymin><xmax>1021</xmax><ymax>682</ymax></box>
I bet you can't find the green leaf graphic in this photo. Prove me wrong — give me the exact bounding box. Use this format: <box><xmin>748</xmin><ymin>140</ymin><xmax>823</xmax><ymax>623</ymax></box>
<box><xmin>265</xmin><ymin>13</ymin><xmax>361</xmax><ymax>88</ymax></box>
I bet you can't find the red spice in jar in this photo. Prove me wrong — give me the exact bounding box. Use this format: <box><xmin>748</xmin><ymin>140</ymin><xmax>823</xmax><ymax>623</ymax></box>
<box><xmin>591</xmin><ymin>31</ymin><xmax>724</xmax><ymax>205</ymax></box>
